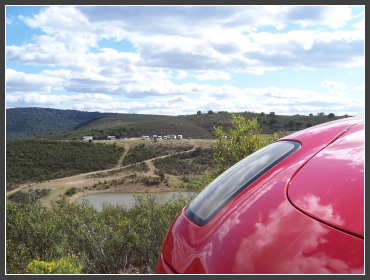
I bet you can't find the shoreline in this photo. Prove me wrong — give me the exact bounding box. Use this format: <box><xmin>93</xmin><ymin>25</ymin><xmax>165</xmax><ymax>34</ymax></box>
<box><xmin>68</xmin><ymin>183</ymin><xmax>177</xmax><ymax>204</ymax></box>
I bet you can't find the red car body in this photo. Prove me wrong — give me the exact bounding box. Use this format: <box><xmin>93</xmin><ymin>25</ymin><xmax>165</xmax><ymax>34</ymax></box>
<box><xmin>156</xmin><ymin>117</ymin><xmax>364</xmax><ymax>274</ymax></box>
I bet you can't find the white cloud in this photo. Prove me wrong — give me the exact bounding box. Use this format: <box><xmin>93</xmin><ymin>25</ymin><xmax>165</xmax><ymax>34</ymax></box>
<box><xmin>5</xmin><ymin>6</ymin><xmax>365</xmax><ymax>117</ymax></box>
<box><xmin>353</xmin><ymin>83</ymin><xmax>364</xmax><ymax>91</ymax></box>
<box><xmin>6</xmin><ymin>17</ymin><xmax>13</xmax><ymax>25</ymax></box>
<box><xmin>281</xmin><ymin>6</ymin><xmax>352</xmax><ymax>29</ymax></box>
<box><xmin>353</xmin><ymin>18</ymin><xmax>364</xmax><ymax>30</ymax></box>
<box><xmin>173</xmin><ymin>70</ymin><xmax>188</xmax><ymax>79</ymax></box>
<box><xmin>194</xmin><ymin>71</ymin><xmax>230</xmax><ymax>81</ymax></box>
<box><xmin>320</xmin><ymin>80</ymin><xmax>347</xmax><ymax>91</ymax></box>
<box><xmin>6</xmin><ymin>69</ymin><xmax>63</xmax><ymax>93</ymax></box>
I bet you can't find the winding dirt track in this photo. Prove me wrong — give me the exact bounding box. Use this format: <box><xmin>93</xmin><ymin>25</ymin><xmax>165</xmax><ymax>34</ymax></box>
<box><xmin>6</xmin><ymin>139</ymin><xmax>213</xmax><ymax>207</ymax></box>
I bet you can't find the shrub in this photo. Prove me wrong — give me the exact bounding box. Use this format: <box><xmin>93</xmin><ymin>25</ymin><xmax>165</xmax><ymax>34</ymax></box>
<box><xmin>27</xmin><ymin>255</ymin><xmax>82</xmax><ymax>274</ymax></box>
<box><xmin>64</xmin><ymin>187</ymin><xmax>77</xmax><ymax>196</ymax></box>
<box><xmin>213</xmin><ymin>114</ymin><xmax>280</xmax><ymax>174</ymax></box>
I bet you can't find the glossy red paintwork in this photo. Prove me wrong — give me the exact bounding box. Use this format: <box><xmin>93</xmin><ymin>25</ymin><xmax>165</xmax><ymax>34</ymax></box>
<box><xmin>156</xmin><ymin>117</ymin><xmax>364</xmax><ymax>274</ymax></box>
<box><xmin>288</xmin><ymin>122</ymin><xmax>364</xmax><ymax>238</ymax></box>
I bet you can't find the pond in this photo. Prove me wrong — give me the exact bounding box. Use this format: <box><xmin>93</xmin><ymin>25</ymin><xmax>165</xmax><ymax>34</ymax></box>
<box><xmin>75</xmin><ymin>191</ymin><xmax>198</xmax><ymax>212</ymax></box>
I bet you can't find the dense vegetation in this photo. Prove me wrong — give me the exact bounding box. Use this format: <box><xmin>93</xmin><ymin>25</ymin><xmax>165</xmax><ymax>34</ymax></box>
<box><xmin>6</xmin><ymin>107</ymin><xmax>349</xmax><ymax>140</ymax></box>
<box><xmin>153</xmin><ymin>147</ymin><xmax>216</xmax><ymax>176</ymax></box>
<box><xmin>213</xmin><ymin>115</ymin><xmax>281</xmax><ymax>174</ymax></box>
<box><xmin>6</xmin><ymin>139</ymin><xmax>125</xmax><ymax>190</ymax></box>
<box><xmin>6</xmin><ymin>107</ymin><xmax>106</xmax><ymax>139</ymax></box>
<box><xmin>121</xmin><ymin>142</ymin><xmax>194</xmax><ymax>166</ymax></box>
<box><xmin>6</xmin><ymin>192</ymin><xmax>196</xmax><ymax>274</ymax></box>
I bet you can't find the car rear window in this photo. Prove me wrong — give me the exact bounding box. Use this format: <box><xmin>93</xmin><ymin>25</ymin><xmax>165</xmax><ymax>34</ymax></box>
<box><xmin>185</xmin><ymin>141</ymin><xmax>301</xmax><ymax>226</ymax></box>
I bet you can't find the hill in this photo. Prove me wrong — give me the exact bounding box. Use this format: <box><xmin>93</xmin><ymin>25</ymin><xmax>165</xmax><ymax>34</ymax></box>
<box><xmin>6</xmin><ymin>107</ymin><xmax>349</xmax><ymax>140</ymax></box>
<box><xmin>6</xmin><ymin>107</ymin><xmax>106</xmax><ymax>139</ymax></box>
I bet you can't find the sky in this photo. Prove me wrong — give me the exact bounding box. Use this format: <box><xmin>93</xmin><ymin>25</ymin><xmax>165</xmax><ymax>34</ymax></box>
<box><xmin>5</xmin><ymin>5</ymin><xmax>365</xmax><ymax>117</ymax></box>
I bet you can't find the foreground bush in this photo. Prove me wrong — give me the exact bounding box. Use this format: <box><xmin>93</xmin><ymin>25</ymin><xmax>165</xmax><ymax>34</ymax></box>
<box><xmin>6</xmin><ymin>192</ymin><xmax>196</xmax><ymax>274</ymax></box>
<box><xmin>213</xmin><ymin>115</ymin><xmax>281</xmax><ymax>174</ymax></box>
<box><xmin>27</xmin><ymin>255</ymin><xmax>82</xmax><ymax>274</ymax></box>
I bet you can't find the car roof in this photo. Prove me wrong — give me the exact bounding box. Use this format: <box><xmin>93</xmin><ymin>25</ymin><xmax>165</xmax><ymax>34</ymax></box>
<box><xmin>287</xmin><ymin>118</ymin><xmax>364</xmax><ymax>237</ymax></box>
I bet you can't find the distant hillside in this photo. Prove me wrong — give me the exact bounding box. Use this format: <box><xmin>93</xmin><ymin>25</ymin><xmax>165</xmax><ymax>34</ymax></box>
<box><xmin>6</xmin><ymin>107</ymin><xmax>349</xmax><ymax>140</ymax></box>
<box><xmin>6</xmin><ymin>107</ymin><xmax>107</xmax><ymax>139</ymax></box>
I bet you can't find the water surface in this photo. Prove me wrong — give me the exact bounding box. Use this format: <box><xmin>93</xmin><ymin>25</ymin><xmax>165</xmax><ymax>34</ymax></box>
<box><xmin>76</xmin><ymin>191</ymin><xmax>197</xmax><ymax>212</ymax></box>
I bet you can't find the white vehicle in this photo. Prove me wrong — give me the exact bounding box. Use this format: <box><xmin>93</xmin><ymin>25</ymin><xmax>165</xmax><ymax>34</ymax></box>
<box><xmin>153</xmin><ymin>135</ymin><xmax>157</xmax><ymax>140</ymax></box>
<box><xmin>177</xmin><ymin>135</ymin><xmax>183</xmax><ymax>140</ymax></box>
<box><xmin>167</xmin><ymin>135</ymin><xmax>171</xmax><ymax>140</ymax></box>
<box><xmin>172</xmin><ymin>135</ymin><xmax>177</xmax><ymax>139</ymax></box>
<box><xmin>141</xmin><ymin>135</ymin><xmax>149</xmax><ymax>140</ymax></box>
<box><xmin>82</xmin><ymin>136</ymin><xmax>93</xmax><ymax>141</ymax></box>
<box><xmin>106</xmin><ymin>136</ymin><xmax>116</xmax><ymax>140</ymax></box>
<box><xmin>163</xmin><ymin>136</ymin><xmax>168</xmax><ymax>140</ymax></box>
<box><xmin>157</xmin><ymin>135</ymin><xmax>162</xmax><ymax>140</ymax></box>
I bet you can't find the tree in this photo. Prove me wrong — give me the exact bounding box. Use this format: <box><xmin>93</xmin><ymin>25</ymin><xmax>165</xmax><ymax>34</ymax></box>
<box><xmin>208</xmin><ymin>110</ymin><xmax>214</xmax><ymax>114</ymax></box>
<box><xmin>309</xmin><ymin>113</ymin><xmax>313</xmax><ymax>117</ymax></box>
<box><xmin>212</xmin><ymin>114</ymin><xmax>281</xmax><ymax>174</ymax></box>
<box><xmin>328</xmin><ymin>113</ymin><xmax>335</xmax><ymax>118</ymax></box>
<box><xmin>317</xmin><ymin>112</ymin><xmax>325</xmax><ymax>116</ymax></box>
<box><xmin>269</xmin><ymin>112</ymin><xmax>276</xmax><ymax>117</ymax></box>
<box><xmin>197</xmin><ymin>111</ymin><xmax>202</xmax><ymax>115</ymax></box>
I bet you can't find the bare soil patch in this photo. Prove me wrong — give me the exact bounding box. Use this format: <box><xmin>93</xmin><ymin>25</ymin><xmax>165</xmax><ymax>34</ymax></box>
<box><xmin>7</xmin><ymin>139</ymin><xmax>214</xmax><ymax>208</ymax></box>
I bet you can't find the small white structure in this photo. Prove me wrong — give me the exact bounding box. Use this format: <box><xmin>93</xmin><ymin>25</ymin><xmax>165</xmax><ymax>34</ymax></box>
<box><xmin>106</xmin><ymin>136</ymin><xmax>116</xmax><ymax>140</ymax></box>
<box><xmin>167</xmin><ymin>135</ymin><xmax>171</xmax><ymax>140</ymax></box>
<box><xmin>82</xmin><ymin>136</ymin><xmax>93</xmax><ymax>141</ymax></box>
<box><xmin>153</xmin><ymin>135</ymin><xmax>157</xmax><ymax>140</ymax></box>
<box><xmin>172</xmin><ymin>135</ymin><xmax>177</xmax><ymax>139</ymax></box>
<box><xmin>177</xmin><ymin>135</ymin><xmax>183</xmax><ymax>140</ymax></box>
<box><xmin>141</xmin><ymin>135</ymin><xmax>149</xmax><ymax>140</ymax></box>
<box><xmin>163</xmin><ymin>136</ymin><xmax>167</xmax><ymax>140</ymax></box>
<box><xmin>157</xmin><ymin>135</ymin><xmax>162</xmax><ymax>140</ymax></box>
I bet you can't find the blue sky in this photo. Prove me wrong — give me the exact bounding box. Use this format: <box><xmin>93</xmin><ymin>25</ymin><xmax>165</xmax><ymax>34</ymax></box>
<box><xmin>5</xmin><ymin>5</ymin><xmax>364</xmax><ymax>116</ymax></box>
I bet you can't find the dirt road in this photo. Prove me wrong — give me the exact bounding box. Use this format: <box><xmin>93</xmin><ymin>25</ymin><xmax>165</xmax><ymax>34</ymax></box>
<box><xmin>6</xmin><ymin>139</ymin><xmax>213</xmax><ymax>207</ymax></box>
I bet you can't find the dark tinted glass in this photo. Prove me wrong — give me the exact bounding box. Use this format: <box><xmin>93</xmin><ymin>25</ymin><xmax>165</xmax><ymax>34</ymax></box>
<box><xmin>185</xmin><ymin>141</ymin><xmax>301</xmax><ymax>226</ymax></box>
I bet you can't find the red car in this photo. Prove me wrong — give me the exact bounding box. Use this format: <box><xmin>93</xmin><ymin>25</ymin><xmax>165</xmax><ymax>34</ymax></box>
<box><xmin>156</xmin><ymin>116</ymin><xmax>364</xmax><ymax>274</ymax></box>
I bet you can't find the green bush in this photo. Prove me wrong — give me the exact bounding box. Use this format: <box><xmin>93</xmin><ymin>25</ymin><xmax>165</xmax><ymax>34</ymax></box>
<box><xmin>64</xmin><ymin>187</ymin><xmax>77</xmax><ymax>196</ymax></box>
<box><xmin>213</xmin><ymin>114</ymin><xmax>280</xmax><ymax>174</ymax></box>
<box><xmin>27</xmin><ymin>255</ymin><xmax>82</xmax><ymax>274</ymax></box>
<box><xmin>6</xmin><ymin>192</ymin><xmax>196</xmax><ymax>274</ymax></box>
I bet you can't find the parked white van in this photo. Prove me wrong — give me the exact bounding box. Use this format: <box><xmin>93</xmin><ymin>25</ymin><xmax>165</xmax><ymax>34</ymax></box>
<box><xmin>177</xmin><ymin>135</ymin><xmax>183</xmax><ymax>140</ymax></box>
<box><xmin>141</xmin><ymin>135</ymin><xmax>149</xmax><ymax>140</ymax></box>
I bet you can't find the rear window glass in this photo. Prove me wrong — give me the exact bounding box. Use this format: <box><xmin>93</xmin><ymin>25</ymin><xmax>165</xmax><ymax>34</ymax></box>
<box><xmin>185</xmin><ymin>141</ymin><xmax>301</xmax><ymax>226</ymax></box>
